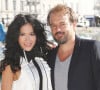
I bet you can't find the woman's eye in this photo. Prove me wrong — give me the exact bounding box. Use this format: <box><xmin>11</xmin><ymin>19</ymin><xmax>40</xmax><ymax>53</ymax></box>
<box><xmin>19</xmin><ymin>33</ymin><xmax>25</xmax><ymax>36</ymax></box>
<box><xmin>19</xmin><ymin>32</ymin><xmax>35</xmax><ymax>36</ymax></box>
<box><xmin>30</xmin><ymin>33</ymin><xmax>35</xmax><ymax>36</ymax></box>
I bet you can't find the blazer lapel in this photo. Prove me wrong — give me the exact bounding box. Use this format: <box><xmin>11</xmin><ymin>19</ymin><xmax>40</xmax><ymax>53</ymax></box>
<box><xmin>68</xmin><ymin>36</ymin><xmax>81</xmax><ymax>90</ymax></box>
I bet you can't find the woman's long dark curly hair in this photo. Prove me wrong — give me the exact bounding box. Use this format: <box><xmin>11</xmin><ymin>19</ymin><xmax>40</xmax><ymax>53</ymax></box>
<box><xmin>0</xmin><ymin>14</ymin><xmax>48</xmax><ymax>73</ymax></box>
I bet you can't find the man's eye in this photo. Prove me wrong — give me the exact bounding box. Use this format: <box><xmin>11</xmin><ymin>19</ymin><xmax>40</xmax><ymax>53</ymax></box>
<box><xmin>51</xmin><ymin>25</ymin><xmax>56</xmax><ymax>28</ymax></box>
<box><xmin>61</xmin><ymin>23</ymin><xmax>66</xmax><ymax>26</ymax></box>
<box><xmin>60</xmin><ymin>23</ymin><xmax>67</xmax><ymax>28</ymax></box>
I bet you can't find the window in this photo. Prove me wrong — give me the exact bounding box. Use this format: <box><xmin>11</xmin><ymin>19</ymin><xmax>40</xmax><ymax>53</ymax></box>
<box><xmin>5</xmin><ymin>0</ymin><xmax>8</xmax><ymax>10</ymax></box>
<box><xmin>13</xmin><ymin>0</ymin><xmax>16</xmax><ymax>11</ymax></box>
<box><xmin>20</xmin><ymin>1</ymin><xmax>24</xmax><ymax>11</ymax></box>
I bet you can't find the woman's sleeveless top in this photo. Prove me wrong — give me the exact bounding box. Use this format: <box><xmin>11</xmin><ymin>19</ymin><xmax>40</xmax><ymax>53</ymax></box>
<box><xmin>12</xmin><ymin>56</ymin><xmax>52</xmax><ymax>90</ymax></box>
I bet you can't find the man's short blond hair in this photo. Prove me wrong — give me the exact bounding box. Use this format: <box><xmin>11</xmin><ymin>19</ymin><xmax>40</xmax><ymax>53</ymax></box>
<box><xmin>47</xmin><ymin>4</ymin><xmax>78</xmax><ymax>25</ymax></box>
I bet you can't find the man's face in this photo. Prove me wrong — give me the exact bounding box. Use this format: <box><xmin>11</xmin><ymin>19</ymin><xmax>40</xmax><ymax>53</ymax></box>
<box><xmin>49</xmin><ymin>12</ymin><xmax>76</xmax><ymax>44</ymax></box>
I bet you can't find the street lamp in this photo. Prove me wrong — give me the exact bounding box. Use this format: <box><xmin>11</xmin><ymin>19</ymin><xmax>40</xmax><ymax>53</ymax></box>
<box><xmin>6</xmin><ymin>14</ymin><xmax>9</xmax><ymax>27</ymax></box>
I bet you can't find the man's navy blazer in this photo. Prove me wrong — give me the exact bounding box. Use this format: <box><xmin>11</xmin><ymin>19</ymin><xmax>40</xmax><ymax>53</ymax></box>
<box><xmin>47</xmin><ymin>36</ymin><xmax>100</xmax><ymax>90</ymax></box>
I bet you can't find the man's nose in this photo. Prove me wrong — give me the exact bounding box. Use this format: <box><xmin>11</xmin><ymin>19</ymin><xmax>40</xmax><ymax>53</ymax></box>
<box><xmin>56</xmin><ymin>26</ymin><xmax>61</xmax><ymax>32</ymax></box>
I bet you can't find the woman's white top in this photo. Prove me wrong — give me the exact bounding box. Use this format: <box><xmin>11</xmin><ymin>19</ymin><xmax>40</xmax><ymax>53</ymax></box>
<box><xmin>12</xmin><ymin>56</ymin><xmax>52</xmax><ymax>90</ymax></box>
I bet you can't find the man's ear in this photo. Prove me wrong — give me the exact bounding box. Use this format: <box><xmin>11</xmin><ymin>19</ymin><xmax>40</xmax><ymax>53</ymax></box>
<box><xmin>73</xmin><ymin>21</ymin><xmax>77</xmax><ymax>26</ymax></box>
<box><xmin>73</xmin><ymin>21</ymin><xmax>77</xmax><ymax>31</ymax></box>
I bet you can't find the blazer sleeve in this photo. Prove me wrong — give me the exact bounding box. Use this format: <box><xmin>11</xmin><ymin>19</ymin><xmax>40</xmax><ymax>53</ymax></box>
<box><xmin>92</xmin><ymin>41</ymin><xmax>100</xmax><ymax>90</ymax></box>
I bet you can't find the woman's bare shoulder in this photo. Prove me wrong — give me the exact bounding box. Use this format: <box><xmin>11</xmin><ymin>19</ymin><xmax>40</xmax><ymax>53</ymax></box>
<box><xmin>1</xmin><ymin>65</ymin><xmax>14</xmax><ymax>90</ymax></box>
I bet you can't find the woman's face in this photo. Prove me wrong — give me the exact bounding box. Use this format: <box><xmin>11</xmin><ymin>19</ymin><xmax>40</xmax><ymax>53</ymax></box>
<box><xmin>18</xmin><ymin>23</ymin><xmax>36</xmax><ymax>51</ymax></box>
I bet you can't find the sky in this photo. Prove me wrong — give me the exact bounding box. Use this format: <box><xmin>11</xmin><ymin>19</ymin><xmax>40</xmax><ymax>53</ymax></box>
<box><xmin>78</xmin><ymin>0</ymin><xmax>95</xmax><ymax>15</ymax></box>
<box><xmin>66</xmin><ymin>0</ymin><xmax>95</xmax><ymax>15</ymax></box>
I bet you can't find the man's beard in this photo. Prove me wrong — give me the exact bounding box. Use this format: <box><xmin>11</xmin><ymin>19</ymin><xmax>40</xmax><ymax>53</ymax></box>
<box><xmin>54</xmin><ymin>35</ymin><xmax>68</xmax><ymax>44</ymax></box>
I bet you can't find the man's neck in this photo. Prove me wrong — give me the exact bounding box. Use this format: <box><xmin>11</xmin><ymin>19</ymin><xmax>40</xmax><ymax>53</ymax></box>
<box><xmin>57</xmin><ymin>37</ymin><xmax>75</xmax><ymax>61</ymax></box>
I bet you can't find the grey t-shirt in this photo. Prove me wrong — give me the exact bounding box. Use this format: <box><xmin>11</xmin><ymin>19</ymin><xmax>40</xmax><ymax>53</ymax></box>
<box><xmin>54</xmin><ymin>55</ymin><xmax>71</xmax><ymax>90</ymax></box>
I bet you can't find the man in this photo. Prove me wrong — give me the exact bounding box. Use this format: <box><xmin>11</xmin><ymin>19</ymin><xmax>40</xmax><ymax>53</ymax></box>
<box><xmin>47</xmin><ymin>4</ymin><xmax>100</xmax><ymax>90</ymax></box>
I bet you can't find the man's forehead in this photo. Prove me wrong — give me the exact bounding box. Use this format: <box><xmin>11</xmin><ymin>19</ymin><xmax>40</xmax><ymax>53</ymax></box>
<box><xmin>50</xmin><ymin>13</ymin><xmax>69</xmax><ymax>21</ymax></box>
<box><xmin>50</xmin><ymin>11</ymin><xmax>68</xmax><ymax>16</ymax></box>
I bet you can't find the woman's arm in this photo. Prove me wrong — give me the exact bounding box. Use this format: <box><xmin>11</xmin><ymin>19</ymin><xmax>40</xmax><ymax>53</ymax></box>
<box><xmin>1</xmin><ymin>65</ymin><xmax>13</xmax><ymax>90</ymax></box>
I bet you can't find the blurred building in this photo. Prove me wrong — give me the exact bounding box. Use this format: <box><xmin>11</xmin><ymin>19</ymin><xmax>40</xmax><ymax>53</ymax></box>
<box><xmin>0</xmin><ymin>0</ymin><xmax>100</xmax><ymax>26</ymax></box>
<box><xmin>0</xmin><ymin>0</ymin><xmax>64</xmax><ymax>26</ymax></box>
<box><xmin>94</xmin><ymin>0</ymin><xmax>100</xmax><ymax>17</ymax></box>
<box><xmin>94</xmin><ymin>0</ymin><xmax>100</xmax><ymax>26</ymax></box>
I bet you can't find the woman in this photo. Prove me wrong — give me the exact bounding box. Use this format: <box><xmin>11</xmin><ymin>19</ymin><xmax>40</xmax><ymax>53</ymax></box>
<box><xmin>0</xmin><ymin>14</ymin><xmax>52</xmax><ymax>90</ymax></box>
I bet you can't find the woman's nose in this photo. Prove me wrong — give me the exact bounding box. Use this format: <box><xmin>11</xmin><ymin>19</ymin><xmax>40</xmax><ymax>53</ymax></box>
<box><xmin>25</xmin><ymin>35</ymin><xmax>30</xmax><ymax>41</ymax></box>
